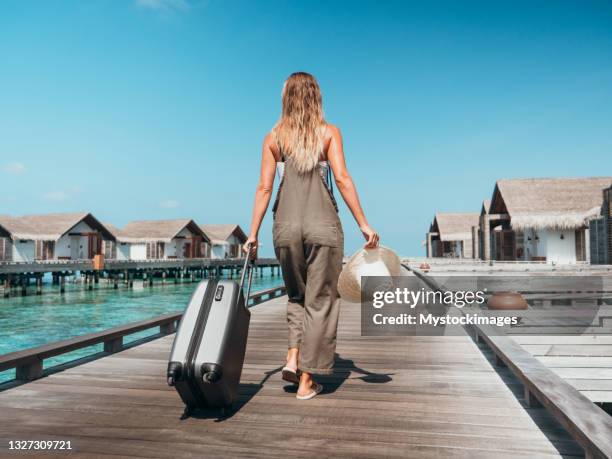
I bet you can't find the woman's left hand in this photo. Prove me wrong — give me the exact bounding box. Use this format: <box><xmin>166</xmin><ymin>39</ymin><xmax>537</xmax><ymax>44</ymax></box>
<box><xmin>360</xmin><ymin>225</ymin><xmax>379</xmax><ymax>248</ymax></box>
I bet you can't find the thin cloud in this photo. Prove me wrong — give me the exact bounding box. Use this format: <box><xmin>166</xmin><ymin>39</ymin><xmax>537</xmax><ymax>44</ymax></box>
<box><xmin>2</xmin><ymin>162</ymin><xmax>26</xmax><ymax>174</ymax></box>
<box><xmin>42</xmin><ymin>191</ymin><xmax>70</xmax><ymax>202</ymax></box>
<box><xmin>41</xmin><ymin>186</ymin><xmax>82</xmax><ymax>202</ymax></box>
<box><xmin>160</xmin><ymin>199</ymin><xmax>180</xmax><ymax>208</ymax></box>
<box><xmin>135</xmin><ymin>0</ymin><xmax>190</xmax><ymax>12</ymax></box>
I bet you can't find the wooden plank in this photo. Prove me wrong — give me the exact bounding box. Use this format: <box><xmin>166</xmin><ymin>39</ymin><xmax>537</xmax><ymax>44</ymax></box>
<box><xmin>536</xmin><ymin>356</ymin><xmax>612</xmax><ymax>368</ymax></box>
<box><xmin>536</xmin><ymin>345</ymin><xmax>612</xmax><ymax>357</ymax></box>
<box><xmin>580</xmin><ymin>391</ymin><xmax>612</xmax><ymax>403</ymax></box>
<box><xmin>512</xmin><ymin>336</ymin><xmax>612</xmax><ymax>345</ymax></box>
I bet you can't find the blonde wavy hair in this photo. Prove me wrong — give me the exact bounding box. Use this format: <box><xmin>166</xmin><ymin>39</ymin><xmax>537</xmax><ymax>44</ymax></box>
<box><xmin>273</xmin><ymin>72</ymin><xmax>326</xmax><ymax>173</ymax></box>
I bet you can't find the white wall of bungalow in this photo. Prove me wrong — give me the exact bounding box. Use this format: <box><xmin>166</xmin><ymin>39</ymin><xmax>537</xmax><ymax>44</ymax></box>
<box><xmin>520</xmin><ymin>228</ymin><xmax>579</xmax><ymax>264</ymax></box>
<box><xmin>210</xmin><ymin>234</ymin><xmax>243</xmax><ymax>259</ymax></box>
<box><xmin>120</xmin><ymin>227</ymin><xmax>204</xmax><ymax>261</ymax></box>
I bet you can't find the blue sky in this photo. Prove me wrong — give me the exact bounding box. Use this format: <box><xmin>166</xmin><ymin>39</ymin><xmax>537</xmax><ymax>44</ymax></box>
<box><xmin>1</xmin><ymin>0</ymin><xmax>611</xmax><ymax>256</ymax></box>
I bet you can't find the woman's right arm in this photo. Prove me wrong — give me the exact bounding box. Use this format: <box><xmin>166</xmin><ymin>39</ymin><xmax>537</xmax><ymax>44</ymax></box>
<box><xmin>326</xmin><ymin>125</ymin><xmax>379</xmax><ymax>248</ymax></box>
<box><xmin>244</xmin><ymin>133</ymin><xmax>277</xmax><ymax>257</ymax></box>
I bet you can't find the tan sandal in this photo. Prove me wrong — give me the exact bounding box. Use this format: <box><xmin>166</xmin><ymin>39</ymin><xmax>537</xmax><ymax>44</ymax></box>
<box><xmin>281</xmin><ymin>366</ymin><xmax>300</xmax><ymax>384</ymax></box>
<box><xmin>296</xmin><ymin>382</ymin><xmax>323</xmax><ymax>400</ymax></box>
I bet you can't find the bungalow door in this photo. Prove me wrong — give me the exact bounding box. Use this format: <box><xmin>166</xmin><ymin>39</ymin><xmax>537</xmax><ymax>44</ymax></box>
<box><xmin>42</xmin><ymin>241</ymin><xmax>55</xmax><ymax>260</ymax></box>
<box><xmin>192</xmin><ymin>236</ymin><xmax>202</xmax><ymax>258</ymax></box>
<box><xmin>575</xmin><ymin>229</ymin><xmax>586</xmax><ymax>262</ymax></box>
<box><xmin>495</xmin><ymin>230</ymin><xmax>516</xmax><ymax>261</ymax></box>
<box><xmin>183</xmin><ymin>242</ymin><xmax>192</xmax><ymax>259</ymax></box>
<box><xmin>70</xmin><ymin>235</ymin><xmax>80</xmax><ymax>259</ymax></box>
<box><xmin>88</xmin><ymin>233</ymin><xmax>101</xmax><ymax>259</ymax></box>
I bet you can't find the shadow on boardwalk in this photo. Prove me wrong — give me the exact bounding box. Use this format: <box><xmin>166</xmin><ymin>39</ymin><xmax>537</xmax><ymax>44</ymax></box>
<box><xmin>191</xmin><ymin>353</ymin><xmax>393</xmax><ymax>422</ymax></box>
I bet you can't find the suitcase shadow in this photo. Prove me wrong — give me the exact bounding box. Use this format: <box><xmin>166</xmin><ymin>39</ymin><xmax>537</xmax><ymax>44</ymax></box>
<box><xmin>189</xmin><ymin>366</ymin><xmax>283</xmax><ymax>422</ymax></box>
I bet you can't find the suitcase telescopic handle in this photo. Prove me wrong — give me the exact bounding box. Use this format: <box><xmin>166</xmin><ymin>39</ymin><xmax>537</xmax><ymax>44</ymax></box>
<box><xmin>239</xmin><ymin>242</ymin><xmax>255</xmax><ymax>305</ymax></box>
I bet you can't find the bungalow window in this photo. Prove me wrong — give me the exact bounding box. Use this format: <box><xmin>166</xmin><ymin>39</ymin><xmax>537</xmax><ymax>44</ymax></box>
<box><xmin>0</xmin><ymin>238</ymin><xmax>10</xmax><ymax>261</ymax></box>
<box><xmin>229</xmin><ymin>243</ymin><xmax>240</xmax><ymax>258</ymax></box>
<box><xmin>146</xmin><ymin>242</ymin><xmax>165</xmax><ymax>259</ymax></box>
<box><xmin>202</xmin><ymin>242</ymin><xmax>211</xmax><ymax>258</ymax></box>
<box><xmin>103</xmin><ymin>241</ymin><xmax>116</xmax><ymax>259</ymax></box>
<box><xmin>35</xmin><ymin>241</ymin><xmax>55</xmax><ymax>261</ymax></box>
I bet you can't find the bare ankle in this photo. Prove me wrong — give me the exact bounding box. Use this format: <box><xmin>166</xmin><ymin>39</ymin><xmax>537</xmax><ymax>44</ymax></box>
<box><xmin>286</xmin><ymin>347</ymin><xmax>299</xmax><ymax>369</ymax></box>
<box><xmin>297</xmin><ymin>372</ymin><xmax>314</xmax><ymax>395</ymax></box>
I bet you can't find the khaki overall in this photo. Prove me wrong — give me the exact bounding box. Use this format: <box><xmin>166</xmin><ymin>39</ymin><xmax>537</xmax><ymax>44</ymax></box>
<box><xmin>272</xmin><ymin>154</ymin><xmax>344</xmax><ymax>375</ymax></box>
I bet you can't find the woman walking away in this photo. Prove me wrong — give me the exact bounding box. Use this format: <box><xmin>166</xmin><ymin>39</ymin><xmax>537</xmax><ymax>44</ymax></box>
<box><xmin>245</xmin><ymin>72</ymin><xmax>379</xmax><ymax>400</ymax></box>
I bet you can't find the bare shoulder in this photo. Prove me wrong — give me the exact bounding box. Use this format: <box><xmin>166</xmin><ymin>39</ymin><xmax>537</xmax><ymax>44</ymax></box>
<box><xmin>263</xmin><ymin>130</ymin><xmax>280</xmax><ymax>158</ymax></box>
<box><xmin>325</xmin><ymin>123</ymin><xmax>342</xmax><ymax>139</ymax></box>
<box><xmin>263</xmin><ymin>131</ymin><xmax>276</xmax><ymax>147</ymax></box>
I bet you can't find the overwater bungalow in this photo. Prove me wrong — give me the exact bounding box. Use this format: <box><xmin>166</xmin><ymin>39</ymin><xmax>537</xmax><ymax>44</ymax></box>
<box><xmin>425</xmin><ymin>213</ymin><xmax>479</xmax><ymax>258</ymax></box>
<box><xmin>113</xmin><ymin>219</ymin><xmax>210</xmax><ymax>260</ymax></box>
<box><xmin>0</xmin><ymin>222</ymin><xmax>11</xmax><ymax>261</ymax></box>
<box><xmin>200</xmin><ymin>224</ymin><xmax>247</xmax><ymax>259</ymax></box>
<box><xmin>589</xmin><ymin>183</ymin><xmax>612</xmax><ymax>264</ymax></box>
<box><xmin>0</xmin><ymin>212</ymin><xmax>115</xmax><ymax>262</ymax></box>
<box><xmin>484</xmin><ymin>177</ymin><xmax>612</xmax><ymax>263</ymax></box>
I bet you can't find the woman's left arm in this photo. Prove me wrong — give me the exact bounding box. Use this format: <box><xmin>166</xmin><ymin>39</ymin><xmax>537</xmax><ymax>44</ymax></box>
<box><xmin>244</xmin><ymin>133</ymin><xmax>277</xmax><ymax>257</ymax></box>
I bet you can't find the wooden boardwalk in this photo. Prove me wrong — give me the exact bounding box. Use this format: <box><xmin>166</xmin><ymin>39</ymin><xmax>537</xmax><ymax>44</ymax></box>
<box><xmin>0</xmin><ymin>297</ymin><xmax>582</xmax><ymax>458</ymax></box>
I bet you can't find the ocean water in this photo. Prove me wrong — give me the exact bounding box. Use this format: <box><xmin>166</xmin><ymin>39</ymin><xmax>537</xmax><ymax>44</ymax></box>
<box><xmin>0</xmin><ymin>273</ymin><xmax>283</xmax><ymax>383</ymax></box>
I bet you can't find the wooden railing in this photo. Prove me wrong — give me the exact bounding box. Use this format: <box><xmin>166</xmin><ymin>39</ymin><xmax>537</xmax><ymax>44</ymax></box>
<box><xmin>248</xmin><ymin>285</ymin><xmax>287</xmax><ymax>306</ymax></box>
<box><xmin>406</xmin><ymin>265</ymin><xmax>612</xmax><ymax>459</ymax></box>
<box><xmin>0</xmin><ymin>285</ymin><xmax>286</xmax><ymax>382</ymax></box>
<box><xmin>0</xmin><ymin>257</ymin><xmax>280</xmax><ymax>274</ymax></box>
<box><xmin>472</xmin><ymin>325</ymin><xmax>612</xmax><ymax>459</ymax></box>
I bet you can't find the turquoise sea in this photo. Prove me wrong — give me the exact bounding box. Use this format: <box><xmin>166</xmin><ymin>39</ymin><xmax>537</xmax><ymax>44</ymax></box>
<box><xmin>0</xmin><ymin>273</ymin><xmax>283</xmax><ymax>383</ymax></box>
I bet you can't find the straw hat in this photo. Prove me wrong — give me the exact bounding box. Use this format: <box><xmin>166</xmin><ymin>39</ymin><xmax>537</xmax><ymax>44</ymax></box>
<box><xmin>337</xmin><ymin>246</ymin><xmax>402</xmax><ymax>303</ymax></box>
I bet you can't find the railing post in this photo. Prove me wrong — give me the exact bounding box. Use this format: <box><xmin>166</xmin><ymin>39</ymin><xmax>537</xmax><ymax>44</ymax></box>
<box><xmin>524</xmin><ymin>387</ymin><xmax>542</xmax><ymax>407</ymax></box>
<box><xmin>36</xmin><ymin>275</ymin><xmax>43</xmax><ymax>295</ymax></box>
<box><xmin>160</xmin><ymin>320</ymin><xmax>176</xmax><ymax>335</ymax></box>
<box><xmin>16</xmin><ymin>357</ymin><xmax>43</xmax><ymax>381</ymax></box>
<box><xmin>104</xmin><ymin>337</ymin><xmax>123</xmax><ymax>353</ymax></box>
<box><xmin>3</xmin><ymin>278</ymin><xmax>10</xmax><ymax>298</ymax></box>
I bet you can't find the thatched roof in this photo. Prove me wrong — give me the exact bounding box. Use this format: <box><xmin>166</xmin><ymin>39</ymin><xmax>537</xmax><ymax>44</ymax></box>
<box><xmin>430</xmin><ymin>213</ymin><xmax>479</xmax><ymax>241</ymax></box>
<box><xmin>118</xmin><ymin>219</ymin><xmax>209</xmax><ymax>244</ymax></box>
<box><xmin>102</xmin><ymin>223</ymin><xmax>122</xmax><ymax>238</ymax></box>
<box><xmin>490</xmin><ymin>177</ymin><xmax>612</xmax><ymax>230</ymax></box>
<box><xmin>0</xmin><ymin>212</ymin><xmax>115</xmax><ymax>241</ymax></box>
<box><xmin>201</xmin><ymin>224</ymin><xmax>247</xmax><ymax>245</ymax></box>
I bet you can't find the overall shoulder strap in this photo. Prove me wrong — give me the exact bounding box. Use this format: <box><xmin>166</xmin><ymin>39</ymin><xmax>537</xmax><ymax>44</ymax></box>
<box><xmin>272</xmin><ymin>129</ymin><xmax>285</xmax><ymax>162</ymax></box>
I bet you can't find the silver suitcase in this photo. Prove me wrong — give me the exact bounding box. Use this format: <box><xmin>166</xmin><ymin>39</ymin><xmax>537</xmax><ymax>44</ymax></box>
<box><xmin>167</xmin><ymin>256</ymin><xmax>253</xmax><ymax>415</ymax></box>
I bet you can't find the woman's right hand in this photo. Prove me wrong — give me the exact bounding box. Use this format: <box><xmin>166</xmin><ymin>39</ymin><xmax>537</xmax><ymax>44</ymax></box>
<box><xmin>243</xmin><ymin>236</ymin><xmax>258</xmax><ymax>259</ymax></box>
<box><xmin>360</xmin><ymin>225</ymin><xmax>379</xmax><ymax>248</ymax></box>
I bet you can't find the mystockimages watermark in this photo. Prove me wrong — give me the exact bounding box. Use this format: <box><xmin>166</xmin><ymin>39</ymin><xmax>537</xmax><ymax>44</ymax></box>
<box><xmin>360</xmin><ymin>275</ymin><xmax>605</xmax><ymax>337</ymax></box>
